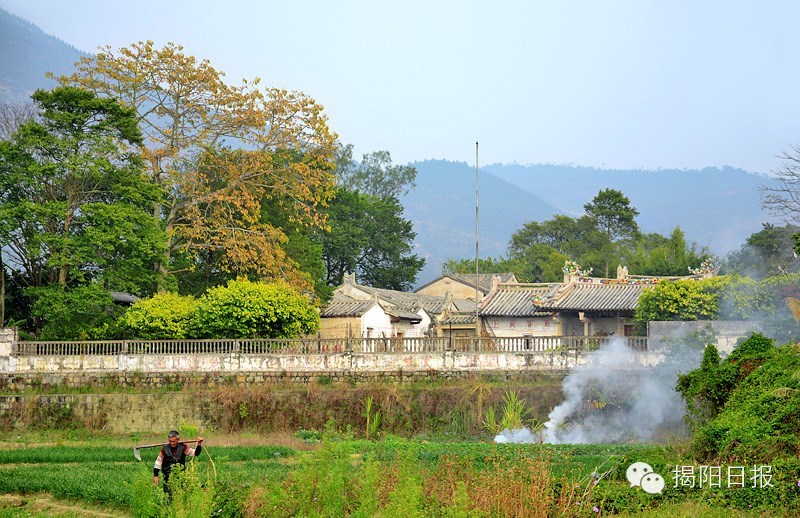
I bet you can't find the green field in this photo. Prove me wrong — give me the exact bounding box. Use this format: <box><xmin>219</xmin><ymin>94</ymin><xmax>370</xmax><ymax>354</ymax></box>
<box><xmin>0</xmin><ymin>432</ymin><xmax>797</xmax><ymax>517</ymax></box>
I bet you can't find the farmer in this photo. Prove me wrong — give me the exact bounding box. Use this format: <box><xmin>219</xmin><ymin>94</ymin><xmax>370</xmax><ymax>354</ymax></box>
<box><xmin>153</xmin><ymin>430</ymin><xmax>204</xmax><ymax>493</ymax></box>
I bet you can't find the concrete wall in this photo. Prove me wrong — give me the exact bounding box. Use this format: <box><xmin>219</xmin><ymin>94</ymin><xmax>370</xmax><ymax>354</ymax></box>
<box><xmin>0</xmin><ymin>392</ymin><xmax>205</xmax><ymax>434</ymax></box>
<box><xmin>0</xmin><ymin>326</ymin><xmax>666</xmax><ymax>380</ymax></box>
<box><xmin>0</xmin><ymin>370</ymin><xmax>568</xmax><ymax>433</ymax></box>
<box><xmin>647</xmin><ymin>320</ymin><xmax>759</xmax><ymax>355</ymax></box>
<box><xmin>3</xmin><ymin>350</ymin><xmax>590</xmax><ymax>375</ymax></box>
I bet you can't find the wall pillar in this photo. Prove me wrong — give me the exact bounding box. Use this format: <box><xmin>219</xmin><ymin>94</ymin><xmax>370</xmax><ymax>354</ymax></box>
<box><xmin>0</xmin><ymin>327</ymin><xmax>18</xmax><ymax>374</ymax></box>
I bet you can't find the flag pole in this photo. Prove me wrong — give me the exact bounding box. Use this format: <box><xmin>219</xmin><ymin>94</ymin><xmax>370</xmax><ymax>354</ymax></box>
<box><xmin>475</xmin><ymin>141</ymin><xmax>479</xmax><ymax>338</ymax></box>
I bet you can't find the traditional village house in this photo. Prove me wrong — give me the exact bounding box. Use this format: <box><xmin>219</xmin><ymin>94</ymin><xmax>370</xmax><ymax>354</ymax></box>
<box><xmin>415</xmin><ymin>272</ymin><xmax>517</xmax><ymax>302</ymax></box>
<box><xmin>319</xmin><ymin>273</ymin><xmax>476</xmax><ymax>346</ymax></box>
<box><xmin>478</xmin><ymin>281</ymin><xmax>560</xmax><ymax>338</ymax></box>
<box><xmin>478</xmin><ymin>261</ymin><xmax>720</xmax><ymax>341</ymax></box>
<box><xmin>320</xmin><ymin>262</ymin><xmax>720</xmax><ymax>349</ymax></box>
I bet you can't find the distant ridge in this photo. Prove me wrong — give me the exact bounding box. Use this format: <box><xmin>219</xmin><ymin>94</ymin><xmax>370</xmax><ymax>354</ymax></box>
<box><xmin>405</xmin><ymin>160</ymin><xmax>781</xmax><ymax>286</ymax></box>
<box><xmin>0</xmin><ymin>7</ymin><xmax>87</xmax><ymax>103</ymax></box>
<box><xmin>485</xmin><ymin>162</ymin><xmax>779</xmax><ymax>254</ymax></box>
<box><xmin>402</xmin><ymin>160</ymin><xmax>562</xmax><ymax>285</ymax></box>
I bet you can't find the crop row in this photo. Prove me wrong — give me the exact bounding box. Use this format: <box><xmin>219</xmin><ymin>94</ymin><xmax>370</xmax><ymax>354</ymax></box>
<box><xmin>0</xmin><ymin>444</ymin><xmax>297</xmax><ymax>464</ymax></box>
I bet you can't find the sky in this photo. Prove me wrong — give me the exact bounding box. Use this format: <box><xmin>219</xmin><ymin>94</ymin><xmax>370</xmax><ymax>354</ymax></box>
<box><xmin>3</xmin><ymin>0</ymin><xmax>800</xmax><ymax>174</ymax></box>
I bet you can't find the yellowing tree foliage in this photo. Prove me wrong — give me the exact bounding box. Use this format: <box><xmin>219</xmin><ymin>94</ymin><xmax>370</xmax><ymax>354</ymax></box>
<box><xmin>54</xmin><ymin>41</ymin><xmax>337</xmax><ymax>291</ymax></box>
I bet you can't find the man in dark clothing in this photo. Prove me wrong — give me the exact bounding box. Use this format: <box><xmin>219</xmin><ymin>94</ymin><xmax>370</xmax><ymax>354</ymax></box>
<box><xmin>153</xmin><ymin>430</ymin><xmax>204</xmax><ymax>493</ymax></box>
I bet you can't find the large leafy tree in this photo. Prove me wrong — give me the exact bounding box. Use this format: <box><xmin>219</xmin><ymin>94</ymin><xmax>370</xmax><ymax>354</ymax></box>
<box><xmin>0</xmin><ymin>86</ymin><xmax>163</xmax><ymax>291</ymax></box>
<box><xmin>584</xmin><ymin>188</ymin><xmax>640</xmax><ymax>277</ymax></box>
<box><xmin>509</xmin><ymin>214</ymin><xmax>607</xmax><ymax>261</ymax></box>
<box><xmin>583</xmin><ymin>188</ymin><xmax>640</xmax><ymax>242</ymax></box>
<box><xmin>0</xmin><ymin>87</ymin><xmax>164</xmax><ymax>336</ymax></box>
<box><xmin>320</xmin><ymin>188</ymin><xmax>425</xmax><ymax>290</ymax></box>
<box><xmin>56</xmin><ymin>41</ymin><xmax>337</xmax><ymax>293</ymax></box>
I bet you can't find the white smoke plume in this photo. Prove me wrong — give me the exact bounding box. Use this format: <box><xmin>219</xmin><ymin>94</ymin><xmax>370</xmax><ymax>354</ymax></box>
<box><xmin>492</xmin><ymin>335</ymin><xmax>705</xmax><ymax>444</ymax></box>
<box><xmin>541</xmin><ymin>336</ymin><xmax>702</xmax><ymax>444</ymax></box>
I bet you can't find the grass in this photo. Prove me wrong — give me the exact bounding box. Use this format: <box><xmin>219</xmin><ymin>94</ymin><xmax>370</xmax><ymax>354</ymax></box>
<box><xmin>0</xmin><ymin>433</ymin><xmax>796</xmax><ymax>516</ymax></box>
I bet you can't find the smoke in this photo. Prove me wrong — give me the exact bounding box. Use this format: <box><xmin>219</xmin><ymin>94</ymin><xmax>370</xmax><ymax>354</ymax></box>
<box><xmin>494</xmin><ymin>427</ymin><xmax>540</xmax><ymax>444</ymax></box>
<box><xmin>490</xmin><ymin>334</ymin><xmax>710</xmax><ymax>445</ymax></box>
<box><xmin>538</xmin><ymin>336</ymin><xmax>703</xmax><ymax>444</ymax></box>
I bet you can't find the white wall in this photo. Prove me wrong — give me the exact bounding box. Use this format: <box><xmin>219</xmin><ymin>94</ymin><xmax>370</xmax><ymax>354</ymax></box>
<box><xmin>484</xmin><ymin>316</ymin><xmax>557</xmax><ymax>337</ymax></box>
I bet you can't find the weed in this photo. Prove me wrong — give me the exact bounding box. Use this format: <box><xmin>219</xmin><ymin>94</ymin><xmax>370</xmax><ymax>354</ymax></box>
<box><xmin>364</xmin><ymin>395</ymin><xmax>381</xmax><ymax>440</ymax></box>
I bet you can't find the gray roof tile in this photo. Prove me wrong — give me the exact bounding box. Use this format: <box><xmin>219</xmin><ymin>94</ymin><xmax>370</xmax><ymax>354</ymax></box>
<box><xmin>538</xmin><ymin>283</ymin><xmax>652</xmax><ymax>311</ymax></box>
<box><xmin>479</xmin><ymin>284</ymin><xmax>558</xmax><ymax>316</ymax></box>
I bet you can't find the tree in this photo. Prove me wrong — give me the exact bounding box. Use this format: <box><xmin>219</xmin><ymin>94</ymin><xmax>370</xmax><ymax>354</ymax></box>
<box><xmin>0</xmin><ymin>87</ymin><xmax>164</xmax><ymax>337</ymax></box>
<box><xmin>334</xmin><ymin>143</ymin><xmax>417</xmax><ymax>198</ymax></box>
<box><xmin>623</xmin><ymin>227</ymin><xmax>708</xmax><ymax>277</ymax></box>
<box><xmin>319</xmin><ymin>188</ymin><xmax>425</xmax><ymax>290</ymax></box>
<box><xmin>584</xmin><ymin>189</ymin><xmax>639</xmax><ymax>242</ymax></box>
<box><xmin>0</xmin><ymin>88</ymin><xmax>164</xmax><ymax>321</ymax></box>
<box><xmin>0</xmin><ymin>102</ymin><xmax>37</xmax><ymax>140</ymax></box>
<box><xmin>509</xmin><ymin>215</ymin><xmax>607</xmax><ymax>258</ymax></box>
<box><xmin>584</xmin><ymin>189</ymin><xmax>640</xmax><ymax>276</ymax></box>
<box><xmin>29</xmin><ymin>283</ymin><xmax>120</xmax><ymax>340</ymax></box>
<box><xmin>759</xmin><ymin>145</ymin><xmax>800</xmax><ymax>225</ymax></box>
<box><xmin>56</xmin><ymin>41</ymin><xmax>337</xmax><ymax>292</ymax></box>
<box><xmin>726</xmin><ymin>223</ymin><xmax>800</xmax><ymax>279</ymax></box>
<box><xmin>192</xmin><ymin>278</ymin><xmax>319</xmax><ymax>338</ymax></box>
<box><xmin>443</xmin><ymin>246</ymin><xmax>568</xmax><ymax>283</ymax></box>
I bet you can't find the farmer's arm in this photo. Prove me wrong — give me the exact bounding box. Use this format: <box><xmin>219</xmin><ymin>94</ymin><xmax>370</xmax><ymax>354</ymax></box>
<box><xmin>153</xmin><ymin>448</ymin><xmax>165</xmax><ymax>485</ymax></box>
<box><xmin>186</xmin><ymin>437</ymin><xmax>204</xmax><ymax>457</ymax></box>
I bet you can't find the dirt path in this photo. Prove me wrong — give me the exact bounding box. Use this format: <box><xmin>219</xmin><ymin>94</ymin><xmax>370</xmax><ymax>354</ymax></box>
<box><xmin>0</xmin><ymin>493</ymin><xmax>129</xmax><ymax>517</ymax></box>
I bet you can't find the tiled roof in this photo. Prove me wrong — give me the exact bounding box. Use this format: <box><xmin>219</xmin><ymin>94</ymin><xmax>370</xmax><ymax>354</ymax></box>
<box><xmin>341</xmin><ymin>284</ymin><xmax>475</xmax><ymax>315</ymax></box>
<box><xmin>538</xmin><ymin>283</ymin><xmax>653</xmax><ymax>312</ymax></box>
<box><xmin>438</xmin><ymin>315</ymin><xmax>476</xmax><ymax>325</ymax></box>
<box><xmin>479</xmin><ymin>284</ymin><xmax>558</xmax><ymax>316</ymax></box>
<box><xmin>111</xmin><ymin>291</ymin><xmax>139</xmax><ymax>304</ymax></box>
<box><xmin>383</xmin><ymin>306</ymin><xmax>423</xmax><ymax>322</ymax></box>
<box><xmin>320</xmin><ymin>298</ymin><xmax>376</xmax><ymax>317</ymax></box>
<box><xmin>448</xmin><ymin>273</ymin><xmax>517</xmax><ymax>293</ymax></box>
<box><xmin>415</xmin><ymin>273</ymin><xmax>517</xmax><ymax>294</ymax></box>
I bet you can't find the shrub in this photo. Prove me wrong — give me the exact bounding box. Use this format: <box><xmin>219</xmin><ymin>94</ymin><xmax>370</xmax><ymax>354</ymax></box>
<box><xmin>635</xmin><ymin>277</ymin><xmax>728</xmax><ymax>324</ymax></box>
<box><xmin>192</xmin><ymin>278</ymin><xmax>318</xmax><ymax>338</ymax></box>
<box><xmin>28</xmin><ymin>283</ymin><xmax>122</xmax><ymax>340</ymax></box>
<box><xmin>120</xmin><ymin>292</ymin><xmax>199</xmax><ymax>339</ymax></box>
<box><xmin>678</xmin><ymin>333</ymin><xmax>800</xmax><ymax>461</ymax></box>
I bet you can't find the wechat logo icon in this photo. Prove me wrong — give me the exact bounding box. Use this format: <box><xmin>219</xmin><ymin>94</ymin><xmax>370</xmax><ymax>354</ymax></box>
<box><xmin>627</xmin><ymin>462</ymin><xmax>665</xmax><ymax>494</ymax></box>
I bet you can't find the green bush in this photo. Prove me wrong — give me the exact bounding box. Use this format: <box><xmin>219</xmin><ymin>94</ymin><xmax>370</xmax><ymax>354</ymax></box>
<box><xmin>192</xmin><ymin>278</ymin><xmax>319</xmax><ymax>338</ymax></box>
<box><xmin>28</xmin><ymin>283</ymin><xmax>122</xmax><ymax>340</ymax></box>
<box><xmin>635</xmin><ymin>277</ymin><xmax>728</xmax><ymax>324</ymax></box>
<box><xmin>677</xmin><ymin>333</ymin><xmax>800</xmax><ymax>461</ymax></box>
<box><xmin>120</xmin><ymin>292</ymin><xmax>199</xmax><ymax>339</ymax></box>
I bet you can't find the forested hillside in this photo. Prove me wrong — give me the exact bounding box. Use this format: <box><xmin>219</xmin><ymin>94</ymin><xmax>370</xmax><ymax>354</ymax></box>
<box><xmin>0</xmin><ymin>8</ymin><xmax>86</xmax><ymax>103</ymax></box>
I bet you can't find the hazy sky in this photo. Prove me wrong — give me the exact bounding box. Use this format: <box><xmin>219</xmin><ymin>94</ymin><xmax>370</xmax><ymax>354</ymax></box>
<box><xmin>3</xmin><ymin>0</ymin><xmax>799</xmax><ymax>174</ymax></box>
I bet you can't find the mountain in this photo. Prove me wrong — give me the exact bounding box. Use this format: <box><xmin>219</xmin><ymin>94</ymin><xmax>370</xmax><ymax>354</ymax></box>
<box><xmin>484</xmin><ymin>163</ymin><xmax>780</xmax><ymax>254</ymax></box>
<box><xmin>0</xmin><ymin>7</ymin><xmax>86</xmax><ymax>103</ymax></box>
<box><xmin>401</xmin><ymin>160</ymin><xmax>563</xmax><ymax>284</ymax></box>
<box><xmin>405</xmin><ymin>160</ymin><xmax>782</xmax><ymax>286</ymax></box>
